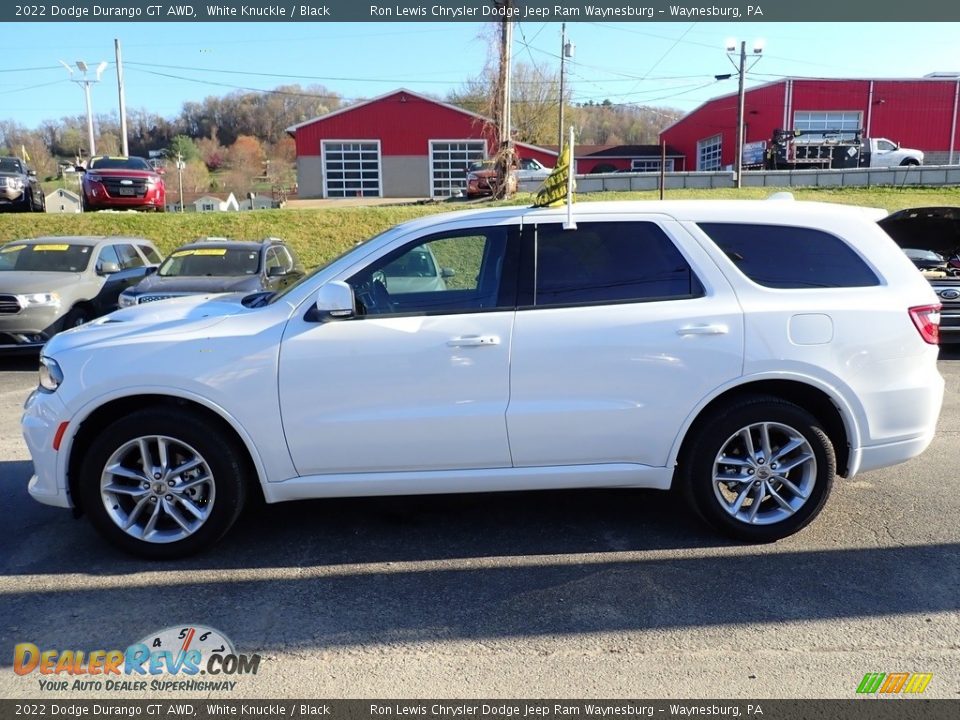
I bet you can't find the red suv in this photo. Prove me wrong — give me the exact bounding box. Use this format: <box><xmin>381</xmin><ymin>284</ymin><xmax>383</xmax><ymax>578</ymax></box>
<box><xmin>80</xmin><ymin>156</ymin><xmax>165</xmax><ymax>212</ymax></box>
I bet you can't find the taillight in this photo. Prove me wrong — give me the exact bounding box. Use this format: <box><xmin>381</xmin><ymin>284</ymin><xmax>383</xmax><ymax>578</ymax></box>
<box><xmin>909</xmin><ymin>303</ymin><xmax>941</xmax><ymax>344</ymax></box>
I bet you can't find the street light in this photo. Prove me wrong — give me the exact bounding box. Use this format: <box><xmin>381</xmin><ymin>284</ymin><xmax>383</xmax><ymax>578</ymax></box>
<box><xmin>724</xmin><ymin>39</ymin><xmax>764</xmax><ymax>188</ymax></box>
<box><xmin>60</xmin><ymin>59</ymin><xmax>108</xmax><ymax>159</ymax></box>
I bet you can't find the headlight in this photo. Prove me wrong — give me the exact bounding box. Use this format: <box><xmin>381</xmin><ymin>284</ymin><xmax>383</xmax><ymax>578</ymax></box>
<box><xmin>17</xmin><ymin>292</ymin><xmax>60</xmax><ymax>308</ymax></box>
<box><xmin>38</xmin><ymin>356</ymin><xmax>63</xmax><ymax>393</ymax></box>
<box><xmin>118</xmin><ymin>292</ymin><xmax>136</xmax><ymax>308</ymax></box>
<box><xmin>466</xmin><ymin>173</ymin><xmax>478</xmax><ymax>181</ymax></box>
<box><xmin>86</xmin><ymin>173</ymin><xmax>103</xmax><ymax>183</ymax></box>
<box><xmin>145</xmin><ymin>175</ymin><xmax>161</xmax><ymax>186</ymax></box>
<box><xmin>8</xmin><ymin>177</ymin><xmax>24</xmax><ymax>189</ymax></box>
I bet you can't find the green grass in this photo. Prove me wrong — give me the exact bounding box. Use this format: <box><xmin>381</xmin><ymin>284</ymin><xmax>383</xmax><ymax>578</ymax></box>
<box><xmin>3</xmin><ymin>185</ymin><xmax>959</xmax><ymax>270</ymax></box>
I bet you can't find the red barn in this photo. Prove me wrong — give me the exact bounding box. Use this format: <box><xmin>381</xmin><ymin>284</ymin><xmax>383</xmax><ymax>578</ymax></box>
<box><xmin>287</xmin><ymin>89</ymin><xmax>556</xmax><ymax>199</ymax></box>
<box><xmin>660</xmin><ymin>76</ymin><xmax>960</xmax><ymax>171</ymax></box>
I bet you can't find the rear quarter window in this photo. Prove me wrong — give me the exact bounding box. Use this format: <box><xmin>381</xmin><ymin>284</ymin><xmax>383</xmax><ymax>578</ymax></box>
<box><xmin>698</xmin><ymin>223</ymin><xmax>879</xmax><ymax>289</ymax></box>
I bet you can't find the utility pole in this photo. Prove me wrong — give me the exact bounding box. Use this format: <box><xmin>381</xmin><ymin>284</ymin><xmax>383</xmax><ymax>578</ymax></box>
<box><xmin>725</xmin><ymin>39</ymin><xmax>764</xmax><ymax>188</ymax></box>
<box><xmin>115</xmin><ymin>39</ymin><xmax>129</xmax><ymax>156</ymax></box>
<box><xmin>177</xmin><ymin>150</ymin><xmax>185</xmax><ymax>213</ymax></box>
<box><xmin>735</xmin><ymin>40</ymin><xmax>746</xmax><ymax>189</ymax></box>
<box><xmin>493</xmin><ymin>1</ymin><xmax>514</xmax><ymax>199</ymax></box>
<box><xmin>60</xmin><ymin>60</ymin><xmax>108</xmax><ymax>159</ymax></box>
<box><xmin>558</xmin><ymin>24</ymin><xmax>574</xmax><ymax>151</ymax></box>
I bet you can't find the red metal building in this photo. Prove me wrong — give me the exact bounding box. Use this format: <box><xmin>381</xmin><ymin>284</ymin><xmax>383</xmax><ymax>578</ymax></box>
<box><xmin>660</xmin><ymin>77</ymin><xmax>960</xmax><ymax>171</ymax></box>
<box><xmin>287</xmin><ymin>88</ymin><xmax>556</xmax><ymax>199</ymax></box>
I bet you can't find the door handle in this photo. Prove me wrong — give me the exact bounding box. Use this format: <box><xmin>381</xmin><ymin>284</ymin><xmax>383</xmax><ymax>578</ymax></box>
<box><xmin>677</xmin><ymin>324</ymin><xmax>729</xmax><ymax>336</ymax></box>
<box><xmin>447</xmin><ymin>335</ymin><xmax>501</xmax><ymax>347</ymax></box>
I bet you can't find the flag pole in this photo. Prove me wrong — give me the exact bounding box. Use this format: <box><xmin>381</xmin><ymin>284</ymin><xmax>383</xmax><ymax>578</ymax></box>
<box><xmin>564</xmin><ymin>125</ymin><xmax>576</xmax><ymax>230</ymax></box>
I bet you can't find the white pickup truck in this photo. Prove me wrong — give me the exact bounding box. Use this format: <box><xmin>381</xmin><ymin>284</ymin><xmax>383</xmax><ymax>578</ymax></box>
<box><xmin>863</xmin><ymin>137</ymin><xmax>924</xmax><ymax>167</ymax></box>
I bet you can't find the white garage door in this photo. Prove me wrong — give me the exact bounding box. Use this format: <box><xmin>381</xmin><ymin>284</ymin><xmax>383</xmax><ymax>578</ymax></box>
<box><xmin>430</xmin><ymin>140</ymin><xmax>486</xmax><ymax>197</ymax></box>
<box><xmin>323</xmin><ymin>141</ymin><xmax>381</xmax><ymax>198</ymax></box>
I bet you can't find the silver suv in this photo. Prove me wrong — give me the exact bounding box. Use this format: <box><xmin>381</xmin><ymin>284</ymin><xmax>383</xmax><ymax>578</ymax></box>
<box><xmin>0</xmin><ymin>236</ymin><xmax>162</xmax><ymax>349</ymax></box>
<box><xmin>0</xmin><ymin>156</ymin><xmax>44</xmax><ymax>212</ymax></box>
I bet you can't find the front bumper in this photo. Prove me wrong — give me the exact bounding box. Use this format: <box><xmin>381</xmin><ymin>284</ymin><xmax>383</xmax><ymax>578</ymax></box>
<box><xmin>84</xmin><ymin>182</ymin><xmax>164</xmax><ymax>210</ymax></box>
<box><xmin>0</xmin><ymin>306</ymin><xmax>65</xmax><ymax>349</ymax></box>
<box><xmin>22</xmin><ymin>389</ymin><xmax>73</xmax><ymax>508</ymax></box>
<box><xmin>0</xmin><ymin>186</ymin><xmax>27</xmax><ymax>205</ymax></box>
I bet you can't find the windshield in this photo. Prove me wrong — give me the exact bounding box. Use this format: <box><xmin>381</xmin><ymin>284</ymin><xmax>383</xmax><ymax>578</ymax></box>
<box><xmin>0</xmin><ymin>243</ymin><xmax>93</xmax><ymax>272</ymax></box>
<box><xmin>159</xmin><ymin>247</ymin><xmax>260</xmax><ymax>277</ymax></box>
<box><xmin>0</xmin><ymin>157</ymin><xmax>24</xmax><ymax>174</ymax></box>
<box><xmin>88</xmin><ymin>156</ymin><xmax>151</xmax><ymax>171</ymax></box>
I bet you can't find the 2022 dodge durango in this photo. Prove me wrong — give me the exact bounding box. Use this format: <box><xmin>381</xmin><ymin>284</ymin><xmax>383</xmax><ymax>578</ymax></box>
<box><xmin>21</xmin><ymin>200</ymin><xmax>944</xmax><ymax>558</ymax></box>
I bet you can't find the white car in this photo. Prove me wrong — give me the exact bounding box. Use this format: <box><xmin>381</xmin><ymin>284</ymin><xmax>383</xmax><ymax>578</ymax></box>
<box><xmin>21</xmin><ymin>200</ymin><xmax>944</xmax><ymax>558</ymax></box>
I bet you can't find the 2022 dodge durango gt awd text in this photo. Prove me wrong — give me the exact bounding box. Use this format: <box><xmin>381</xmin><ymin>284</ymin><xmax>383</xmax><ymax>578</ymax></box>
<box><xmin>21</xmin><ymin>200</ymin><xmax>944</xmax><ymax>558</ymax></box>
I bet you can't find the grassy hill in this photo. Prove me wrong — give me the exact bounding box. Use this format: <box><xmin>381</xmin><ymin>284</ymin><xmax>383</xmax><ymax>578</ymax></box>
<box><xmin>2</xmin><ymin>186</ymin><xmax>959</xmax><ymax>269</ymax></box>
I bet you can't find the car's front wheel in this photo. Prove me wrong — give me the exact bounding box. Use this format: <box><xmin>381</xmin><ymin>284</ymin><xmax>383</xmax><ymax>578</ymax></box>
<box><xmin>78</xmin><ymin>408</ymin><xmax>248</xmax><ymax>558</ymax></box>
<box><xmin>679</xmin><ymin>396</ymin><xmax>835</xmax><ymax>542</ymax></box>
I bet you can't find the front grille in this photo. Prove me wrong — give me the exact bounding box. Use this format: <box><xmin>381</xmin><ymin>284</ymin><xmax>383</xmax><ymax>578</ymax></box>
<box><xmin>102</xmin><ymin>177</ymin><xmax>148</xmax><ymax>198</ymax></box>
<box><xmin>0</xmin><ymin>294</ymin><xmax>22</xmax><ymax>314</ymax></box>
<box><xmin>138</xmin><ymin>294</ymin><xmax>176</xmax><ymax>304</ymax></box>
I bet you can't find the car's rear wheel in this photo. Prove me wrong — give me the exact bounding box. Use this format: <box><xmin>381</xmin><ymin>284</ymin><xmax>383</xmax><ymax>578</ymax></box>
<box><xmin>78</xmin><ymin>408</ymin><xmax>248</xmax><ymax>558</ymax></box>
<box><xmin>680</xmin><ymin>396</ymin><xmax>835</xmax><ymax>542</ymax></box>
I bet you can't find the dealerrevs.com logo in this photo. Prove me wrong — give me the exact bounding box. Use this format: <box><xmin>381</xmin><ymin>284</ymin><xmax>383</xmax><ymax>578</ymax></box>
<box><xmin>13</xmin><ymin>625</ymin><xmax>261</xmax><ymax>692</ymax></box>
<box><xmin>856</xmin><ymin>672</ymin><xmax>933</xmax><ymax>695</ymax></box>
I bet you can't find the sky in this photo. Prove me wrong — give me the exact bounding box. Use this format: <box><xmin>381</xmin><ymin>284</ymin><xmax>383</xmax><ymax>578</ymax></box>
<box><xmin>2</xmin><ymin>21</ymin><xmax>959</xmax><ymax>129</ymax></box>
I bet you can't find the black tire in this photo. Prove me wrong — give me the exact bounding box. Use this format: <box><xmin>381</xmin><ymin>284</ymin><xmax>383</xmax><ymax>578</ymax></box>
<box><xmin>21</xmin><ymin>189</ymin><xmax>34</xmax><ymax>213</ymax></box>
<box><xmin>679</xmin><ymin>395</ymin><xmax>835</xmax><ymax>543</ymax></box>
<box><xmin>61</xmin><ymin>306</ymin><xmax>91</xmax><ymax>331</ymax></box>
<box><xmin>78</xmin><ymin>408</ymin><xmax>248</xmax><ymax>559</ymax></box>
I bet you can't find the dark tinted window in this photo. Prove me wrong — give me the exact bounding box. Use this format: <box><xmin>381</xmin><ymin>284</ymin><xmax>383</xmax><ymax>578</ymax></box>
<box><xmin>115</xmin><ymin>244</ymin><xmax>145</xmax><ymax>269</ymax></box>
<box><xmin>698</xmin><ymin>223</ymin><xmax>879</xmax><ymax>289</ymax></box>
<box><xmin>533</xmin><ymin>222</ymin><xmax>703</xmax><ymax>307</ymax></box>
<box><xmin>138</xmin><ymin>244</ymin><xmax>162</xmax><ymax>264</ymax></box>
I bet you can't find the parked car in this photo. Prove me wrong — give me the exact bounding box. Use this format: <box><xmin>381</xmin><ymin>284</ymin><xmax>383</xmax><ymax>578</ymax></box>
<box><xmin>0</xmin><ymin>236</ymin><xmax>162</xmax><ymax>350</ymax></box>
<box><xmin>0</xmin><ymin>156</ymin><xmax>44</xmax><ymax>212</ymax></box>
<box><xmin>118</xmin><ymin>237</ymin><xmax>304</xmax><ymax>308</ymax></box>
<box><xmin>902</xmin><ymin>248</ymin><xmax>950</xmax><ymax>272</ymax></box>
<box><xmin>464</xmin><ymin>157</ymin><xmax>550</xmax><ymax>198</ymax></box>
<box><xmin>79</xmin><ymin>155</ymin><xmax>165</xmax><ymax>212</ymax></box>
<box><xmin>22</xmin><ymin>200</ymin><xmax>943</xmax><ymax>558</ymax></box>
<box><xmin>878</xmin><ymin>206</ymin><xmax>960</xmax><ymax>343</ymax></box>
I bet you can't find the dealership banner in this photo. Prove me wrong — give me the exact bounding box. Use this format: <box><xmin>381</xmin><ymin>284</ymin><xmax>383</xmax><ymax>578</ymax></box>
<box><xmin>1</xmin><ymin>700</ymin><xmax>959</xmax><ymax>720</ymax></box>
<box><xmin>4</xmin><ymin>0</ymin><xmax>960</xmax><ymax>22</ymax></box>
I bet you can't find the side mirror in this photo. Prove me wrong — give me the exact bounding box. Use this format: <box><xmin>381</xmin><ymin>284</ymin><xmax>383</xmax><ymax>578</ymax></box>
<box><xmin>75</xmin><ymin>165</ymin><xmax>86</xmax><ymax>173</ymax></box>
<box><xmin>97</xmin><ymin>261</ymin><xmax>121</xmax><ymax>275</ymax></box>
<box><xmin>312</xmin><ymin>281</ymin><xmax>355</xmax><ymax>320</ymax></box>
<box><xmin>28</xmin><ymin>169</ymin><xmax>37</xmax><ymax>177</ymax></box>
<box><xmin>441</xmin><ymin>267</ymin><xmax>456</xmax><ymax>279</ymax></box>
<box><xmin>267</xmin><ymin>265</ymin><xmax>287</xmax><ymax>277</ymax></box>
<box><xmin>145</xmin><ymin>266</ymin><xmax>158</xmax><ymax>276</ymax></box>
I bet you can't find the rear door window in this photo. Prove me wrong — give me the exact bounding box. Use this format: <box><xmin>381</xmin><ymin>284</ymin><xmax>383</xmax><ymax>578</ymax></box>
<box><xmin>530</xmin><ymin>221</ymin><xmax>704</xmax><ymax>307</ymax></box>
<box><xmin>698</xmin><ymin>223</ymin><xmax>880</xmax><ymax>289</ymax></box>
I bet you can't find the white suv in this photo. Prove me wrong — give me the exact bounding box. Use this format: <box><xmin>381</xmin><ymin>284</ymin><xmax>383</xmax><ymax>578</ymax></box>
<box><xmin>21</xmin><ymin>200</ymin><xmax>944</xmax><ymax>558</ymax></box>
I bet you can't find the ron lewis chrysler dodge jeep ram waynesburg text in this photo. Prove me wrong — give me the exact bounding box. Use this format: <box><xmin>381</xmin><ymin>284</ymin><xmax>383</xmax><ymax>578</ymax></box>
<box><xmin>21</xmin><ymin>200</ymin><xmax>944</xmax><ymax>558</ymax></box>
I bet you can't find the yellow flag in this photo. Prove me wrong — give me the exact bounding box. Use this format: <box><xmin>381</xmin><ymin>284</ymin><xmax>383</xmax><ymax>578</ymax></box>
<box><xmin>534</xmin><ymin>142</ymin><xmax>574</xmax><ymax>208</ymax></box>
<box><xmin>21</xmin><ymin>144</ymin><xmax>31</xmax><ymax>162</ymax></box>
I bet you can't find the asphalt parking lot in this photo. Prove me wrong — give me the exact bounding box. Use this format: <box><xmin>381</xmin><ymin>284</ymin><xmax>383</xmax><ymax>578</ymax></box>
<box><xmin>0</xmin><ymin>352</ymin><xmax>958</xmax><ymax>699</ymax></box>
